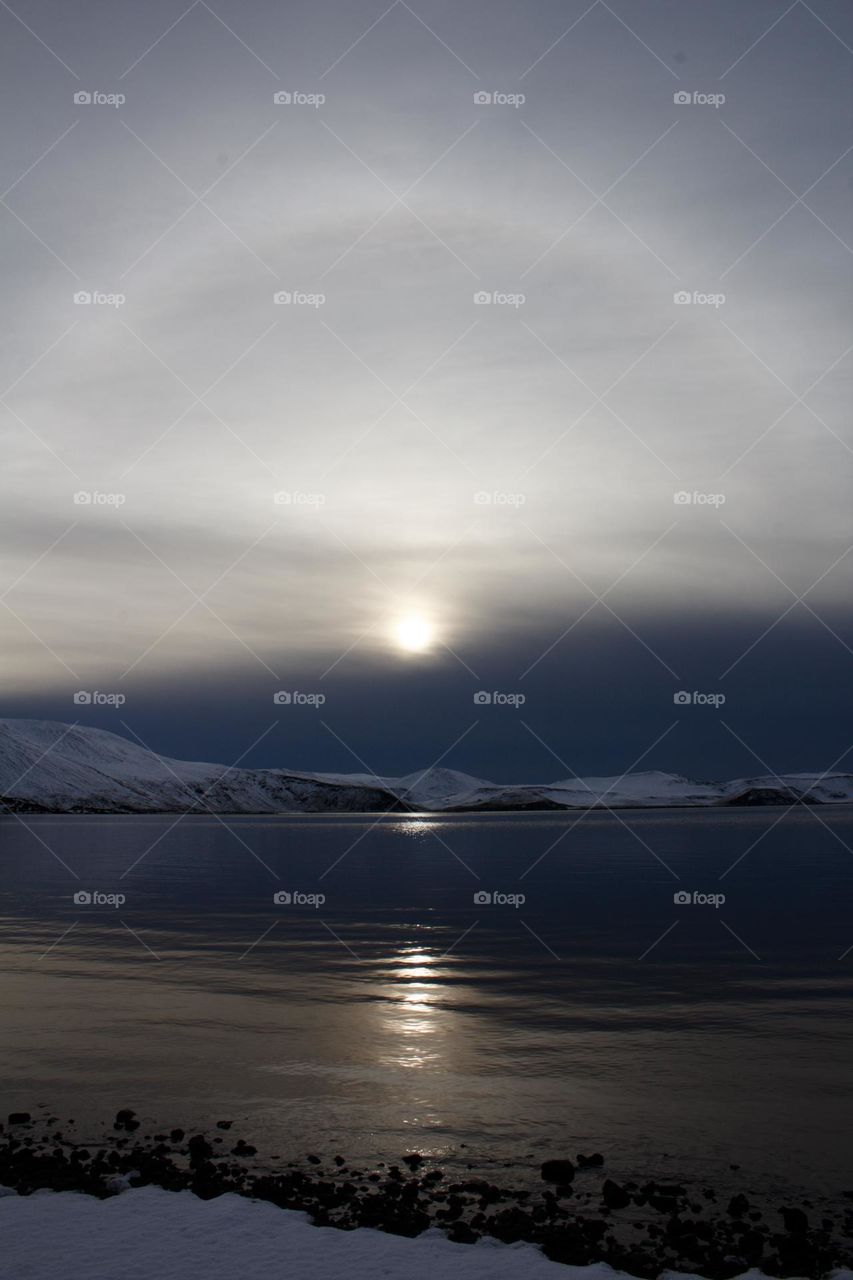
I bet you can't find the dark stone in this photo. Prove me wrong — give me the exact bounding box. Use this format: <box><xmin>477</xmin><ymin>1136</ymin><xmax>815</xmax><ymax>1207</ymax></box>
<box><xmin>216</xmin><ymin>1121</ymin><xmax>233</xmax><ymax>1130</ymax></box>
<box><xmin>779</xmin><ymin>1206</ymin><xmax>809</xmax><ymax>1235</ymax></box>
<box><xmin>169</xmin><ymin>1128</ymin><xmax>184</xmax><ymax>1143</ymax></box>
<box><xmin>728</xmin><ymin>1193</ymin><xmax>750</xmax><ymax>1217</ymax></box>
<box><xmin>113</xmin><ymin>1109</ymin><xmax>139</xmax><ymax>1132</ymax></box>
<box><xmin>541</xmin><ymin>1159</ymin><xmax>575</xmax><ymax>1183</ymax></box>
<box><xmin>447</xmin><ymin>1222</ymin><xmax>479</xmax><ymax>1243</ymax></box>
<box><xmin>187</xmin><ymin>1135</ymin><xmax>213</xmax><ymax>1164</ymax></box>
<box><xmin>8</xmin><ymin>1113</ymin><xmax>31</xmax><ymax>1125</ymax></box>
<box><xmin>576</xmin><ymin>1152</ymin><xmax>604</xmax><ymax>1167</ymax></box>
<box><xmin>602</xmin><ymin>1179</ymin><xmax>631</xmax><ymax>1210</ymax></box>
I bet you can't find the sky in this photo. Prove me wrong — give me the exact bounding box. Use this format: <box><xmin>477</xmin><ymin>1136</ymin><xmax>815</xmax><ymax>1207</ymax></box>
<box><xmin>1</xmin><ymin>0</ymin><xmax>851</xmax><ymax>780</ymax></box>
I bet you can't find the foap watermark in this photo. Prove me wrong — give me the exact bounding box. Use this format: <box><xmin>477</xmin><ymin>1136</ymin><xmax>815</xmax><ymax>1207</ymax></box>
<box><xmin>474</xmin><ymin>690</ymin><xmax>526</xmax><ymax>708</ymax></box>
<box><xmin>474</xmin><ymin>491</ymin><xmax>526</xmax><ymax>507</ymax></box>
<box><xmin>273</xmin><ymin>290</ymin><xmax>325</xmax><ymax>308</ymax></box>
<box><xmin>673</xmin><ymin>490</ymin><xmax>726</xmax><ymax>507</ymax></box>
<box><xmin>473</xmin><ymin>890</ymin><xmax>526</xmax><ymax>907</ymax></box>
<box><xmin>73</xmin><ymin>490</ymin><xmax>126</xmax><ymax>507</ymax></box>
<box><xmin>73</xmin><ymin>890</ymin><xmax>126</xmax><ymax>907</ymax></box>
<box><xmin>473</xmin><ymin>90</ymin><xmax>525</xmax><ymax>108</ymax></box>
<box><xmin>273</xmin><ymin>491</ymin><xmax>325</xmax><ymax>507</ymax></box>
<box><xmin>272</xmin><ymin>90</ymin><xmax>325</xmax><ymax>108</ymax></box>
<box><xmin>674</xmin><ymin>889</ymin><xmax>726</xmax><ymax>908</ymax></box>
<box><xmin>474</xmin><ymin>290</ymin><xmax>525</xmax><ymax>308</ymax></box>
<box><xmin>273</xmin><ymin>690</ymin><xmax>326</xmax><ymax>707</ymax></box>
<box><xmin>73</xmin><ymin>690</ymin><xmax>126</xmax><ymax>707</ymax></box>
<box><xmin>74</xmin><ymin>290</ymin><xmax>126</xmax><ymax>308</ymax></box>
<box><xmin>673</xmin><ymin>90</ymin><xmax>725</xmax><ymax>109</ymax></box>
<box><xmin>673</xmin><ymin>690</ymin><xmax>725</xmax><ymax>708</ymax></box>
<box><xmin>273</xmin><ymin>890</ymin><xmax>326</xmax><ymax>907</ymax></box>
<box><xmin>74</xmin><ymin>90</ymin><xmax>125</xmax><ymax>108</ymax></box>
<box><xmin>674</xmin><ymin>290</ymin><xmax>725</xmax><ymax>308</ymax></box>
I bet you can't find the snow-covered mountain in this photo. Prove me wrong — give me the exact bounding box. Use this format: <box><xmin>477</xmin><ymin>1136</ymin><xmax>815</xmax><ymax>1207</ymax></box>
<box><xmin>0</xmin><ymin>719</ymin><xmax>851</xmax><ymax>815</ymax></box>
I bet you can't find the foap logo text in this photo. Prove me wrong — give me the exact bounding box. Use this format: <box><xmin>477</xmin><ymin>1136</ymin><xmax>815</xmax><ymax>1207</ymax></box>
<box><xmin>73</xmin><ymin>690</ymin><xmax>126</xmax><ymax>707</ymax></box>
<box><xmin>73</xmin><ymin>890</ymin><xmax>126</xmax><ymax>907</ymax></box>
<box><xmin>273</xmin><ymin>890</ymin><xmax>326</xmax><ymax>907</ymax></box>
<box><xmin>673</xmin><ymin>490</ymin><xmax>726</xmax><ymax>507</ymax></box>
<box><xmin>673</xmin><ymin>90</ymin><xmax>726</xmax><ymax>109</ymax></box>
<box><xmin>674</xmin><ymin>889</ymin><xmax>726</xmax><ymax>908</ymax></box>
<box><xmin>74</xmin><ymin>90</ymin><xmax>125</xmax><ymax>108</ymax></box>
<box><xmin>474</xmin><ymin>690</ymin><xmax>526</xmax><ymax>708</ymax></box>
<box><xmin>473</xmin><ymin>890</ymin><xmax>526</xmax><ymax>907</ymax></box>
<box><xmin>673</xmin><ymin>690</ymin><xmax>726</xmax><ymax>708</ymax></box>
<box><xmin>474</xmin><ymin>290</ymin><xmax>526</xmax><ymax>308</ymax></box>
<box><xmin>473</xmin><ymin>90</ymin><xmax>526</xmax><ymax>108</ymax></box>
<box><xmin>674</xmin><ymin>290</ymin><xmax>726</xmax><ymax>308</ymax></box>
<box><xmin>273</xmin><ymin>91</ymin><xmax>325</xmax><ymax>108</ymax></box>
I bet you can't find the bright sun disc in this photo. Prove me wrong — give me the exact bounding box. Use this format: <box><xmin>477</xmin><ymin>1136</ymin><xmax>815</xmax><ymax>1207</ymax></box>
<box><xmin>396</xmin><ymin>615</ymin><xmax>433</xmax><ymax>653</ymax></box>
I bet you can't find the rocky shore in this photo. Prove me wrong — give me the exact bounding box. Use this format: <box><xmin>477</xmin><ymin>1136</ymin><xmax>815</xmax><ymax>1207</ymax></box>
<box><xmin>1</xmin><ymin>1111</ymin><xmax>851</xmax><ymax>1278</ymax></box>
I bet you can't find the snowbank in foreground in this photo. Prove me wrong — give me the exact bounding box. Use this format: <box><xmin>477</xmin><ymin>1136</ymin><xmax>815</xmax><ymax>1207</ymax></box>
<box><xmin>0</xmin><ymin>1185</ymin><xmax>582</xmax><ymax>1279</ymax></box>
<box><xmin>1</xmin><ymin>1185</ymin><xmax>848</xmax><ymax>1280</ymax></box>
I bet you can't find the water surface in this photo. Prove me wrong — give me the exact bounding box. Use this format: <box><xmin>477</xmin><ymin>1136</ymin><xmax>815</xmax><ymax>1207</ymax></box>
<box><xmin>1</xmin><ymin>808</ymin><xmax>851</xmax><ymax>1197</ymax></box>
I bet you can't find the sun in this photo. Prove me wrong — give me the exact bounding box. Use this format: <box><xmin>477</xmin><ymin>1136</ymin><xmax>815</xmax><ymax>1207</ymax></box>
<box><xmin>394</xmin><ymin>614</ymin><xmax>434</xmax><ymax>654</ymax></box>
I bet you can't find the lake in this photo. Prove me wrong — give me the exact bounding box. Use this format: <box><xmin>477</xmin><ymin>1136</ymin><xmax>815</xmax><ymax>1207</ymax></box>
<box><xmin>1</xmin><ymin>808</ymin><xmax>852</xmax><ymax>1201</ymax></box>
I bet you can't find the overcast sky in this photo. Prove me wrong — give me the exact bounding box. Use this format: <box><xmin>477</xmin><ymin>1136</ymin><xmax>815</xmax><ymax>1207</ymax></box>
<box><xmin>1</xmin><ymin>0</ymin><xmax>851</xmax><ymax>778</ymax></box>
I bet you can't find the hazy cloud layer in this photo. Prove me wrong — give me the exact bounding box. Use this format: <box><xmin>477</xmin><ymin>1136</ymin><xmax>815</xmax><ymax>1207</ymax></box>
<box><xmin>1</xmin><ymin>0</ymin><xmax>851</xmax><ymax>774</ymax></box>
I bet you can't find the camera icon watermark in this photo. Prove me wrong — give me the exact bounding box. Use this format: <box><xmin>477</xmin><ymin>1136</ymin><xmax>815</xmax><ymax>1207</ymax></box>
<box><xmin>73</xmin><ymin>889</ymin><xmax>126</xmax><ymax>907</ymax></box>
<box><xmin>673</xmin><ymin>290</ymin><xmax>726</xmax><ymax>308</ymax></box>
<box><xmin>674</xmin><ymin>889</ymin><xmax>726</xmax><ymax>908</ymax></box>
<box><xmin>673</xmin><ymin>90</ymin><xmax>725</xmax><ymax>109</ymax></box>
<box><xmin>473</xmin><ymin>90</ymin><xmax>526</xmax><ymax>108</ymax></box>
<box><xmin>73</xmin><ymin>690</ymin><xmax>126</xmax><ymax>707</ymax></box>
<box><xmin>474</xmin><ymin>491</ymin><xmax>526</xmax><ymax>507</ymax></box>
<box><xmin>673</xmin><ymin>490</ymin><xmax>726</xmax><ymax>507</ymax></box>
<box><xmin>473</xmin><ymin>889</ymin><xmax>526</xmax><ymax>907</ymax></box>
<box><xmin>273</xmin><ymin>690</ymin><xmax>326</xmax><ymax>707</ymax></box>
<box><xmin>74</xmin><ymin>90</ymin><xmax>125</xmax><ymax>108</ymax></box>
<box><xmin>273</xmin><ymin>889</ymin><xmax>326</xmax><ymax>907</ymax></box>
<box><xmin>273</xmin><ymin>290</ymin><xmax>325</xmax><ymax>308</ymax></box>
<box><xmin>473</xmin><ymin>290</ymin><xmax>526</xmax><ymax>308</ymax></box>
<box><xmin>673</xmin><ymin>690</ymin><xmax>726</xmax><ymax>708</ymax></box>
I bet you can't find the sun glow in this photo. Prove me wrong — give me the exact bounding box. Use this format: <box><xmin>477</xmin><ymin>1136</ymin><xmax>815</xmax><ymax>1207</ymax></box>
<box><xmin>394</xmin><ymin>614</ymin><xmax>434</xmax><ymax>654</ymax></box>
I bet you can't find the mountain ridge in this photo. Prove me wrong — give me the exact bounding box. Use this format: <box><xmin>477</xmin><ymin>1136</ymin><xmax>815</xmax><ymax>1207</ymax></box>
<box><xmin>1</xmin><ymin>719</ymin><xmax>851</xmax><ymax>815</ymax></box>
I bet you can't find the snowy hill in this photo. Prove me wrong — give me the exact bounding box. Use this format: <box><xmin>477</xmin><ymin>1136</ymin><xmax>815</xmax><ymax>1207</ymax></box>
<box><xmin>0</xmin><ymin>719</ymin><xmax>851</xmax><ymax>814</ymax></box>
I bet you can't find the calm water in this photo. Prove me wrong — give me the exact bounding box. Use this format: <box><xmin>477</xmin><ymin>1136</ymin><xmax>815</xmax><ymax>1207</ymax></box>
<box><xmin>1</xmin><ymin>809</ymin><xmax>852</xmax><ymax>1197</ymax></box>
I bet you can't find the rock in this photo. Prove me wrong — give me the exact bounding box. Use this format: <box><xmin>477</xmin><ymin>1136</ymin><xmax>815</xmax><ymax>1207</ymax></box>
<box><xmin>8</xmin><ymin>1113</ymin><xmax>31</xmax><ymax>1125</ymax></box>
<box><xmin>576</xmin><ymin>1152</ymin><xmax>604</xmax><ymax>1167</ymax></box>
<box><xmin>728</xmin><ymin>1194</ymin><xmax>750</xmax><ymax>1217</ymax></box>
<box><xmin>187</xmin><ymin>1136</ymin><xmax>213</xmax><ymax>1163</ymax></box>
<box><xmin>113</xmin><ymin>1109</ymin><xmax>139</xmax><ymax>1132</ymax></box>
<box><xmin>402</xmin><ymin>1153</ymin><xmax>423</xmax><ymax>1169</ymax></box>
<box><xmin>447</xmin><ymin>1222</ymin><xmax>479</xmax><ymax>1244</ymax></box>
<box><xmin>602</xmin><ymin>1179</ymin><xmax>631</xmax><ymax>1210</ymax></box>
<box><xmin>169</xmin><ymin>1128</ymin><xmax>184</xmax><ymax>1143</ymax></box>
<box><xmin>541</xmin><ymin>1159</ymin><xmax>575</xmax><ymax>1183</ymax></box>
<box><xmin>779</xmin><ymin>1206</ymin><xmax>809</xmax><ymax>1235</ymax></box>
<box><xmin>216</xmin><ymin>1121</ymin><xmax>233</xmax><ymax>1130</ymax></box>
